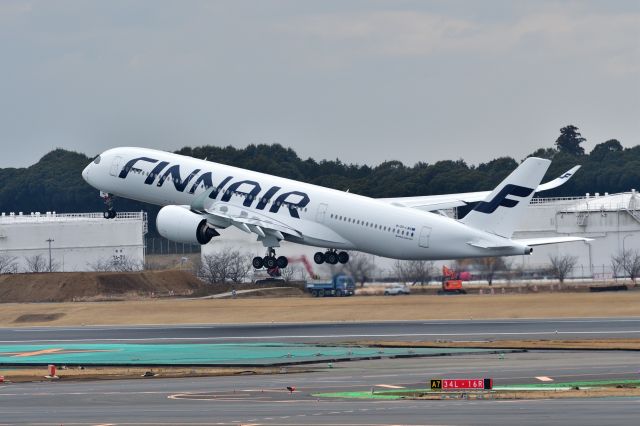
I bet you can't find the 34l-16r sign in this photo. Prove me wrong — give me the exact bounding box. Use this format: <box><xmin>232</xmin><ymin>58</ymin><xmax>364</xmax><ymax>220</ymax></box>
<box><xmin>430</xmin><ymin>378</ymin><xmax>493</xmax><ymax>390</ymax></box>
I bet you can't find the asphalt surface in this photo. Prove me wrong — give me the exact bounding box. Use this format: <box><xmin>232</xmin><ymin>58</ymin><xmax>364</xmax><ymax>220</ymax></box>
<box><xmin>1</xmin><ymin>351</ymin><xmax>638</xmax><ymax>425</ymax></box>
<box><xmin>2</xmin><ymin>317</ymin><xmax>640</xmax><ymax>344</ymax></box>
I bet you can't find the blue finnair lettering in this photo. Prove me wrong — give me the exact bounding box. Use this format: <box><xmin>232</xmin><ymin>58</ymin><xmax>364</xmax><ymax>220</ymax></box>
<box><xmin>119</xmin><ymin>157</ymin><xmax>310</xmax><ymax>219</ymax></box>
<box><xmin>269</xmin><ymin>191</ymin><xmax>310</xmax><ymax>219</ymax></box>
<box><xmin>119</xmin><ymin>157</ymin><xmax>157</xmax><ymax>179</ymax></box>
<box><xmin>220</xmin><ymin>180</ymin><xmax>261</xmax><ymax>207</ymax></box>
<box><xmin>474</xmin><ymin>184</ymin><xmax>534</xmax><ymax>214</ymax></box>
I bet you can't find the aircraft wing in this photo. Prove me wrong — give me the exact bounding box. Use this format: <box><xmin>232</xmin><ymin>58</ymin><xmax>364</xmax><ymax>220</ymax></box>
<box><xmin>378</xmin><ymin>165</ymin><xmax>581</xmax><ymax>212</ymax></box>
<box><xmin>189</xmin><ymin>186</ymin><xmax>302</xmax><ymax>240</ymax></box>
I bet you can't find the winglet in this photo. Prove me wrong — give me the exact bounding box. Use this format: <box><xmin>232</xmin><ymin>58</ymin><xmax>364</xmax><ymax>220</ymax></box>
<box><xmin>535</xmin><ymin>165</ymin><xmax>581</xmax><ymax>192</ymax></box>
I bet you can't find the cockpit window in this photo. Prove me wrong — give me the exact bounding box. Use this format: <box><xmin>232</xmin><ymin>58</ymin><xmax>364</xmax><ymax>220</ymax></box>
<box><xmin>93</xmin><ymin>155</ymin><xmax>101</xmax><ymax>164</ymax></box>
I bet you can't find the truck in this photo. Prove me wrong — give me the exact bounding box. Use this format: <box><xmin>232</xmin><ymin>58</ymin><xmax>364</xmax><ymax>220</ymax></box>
<box><xmin>306</xmin><ymin>274</ymin><xmax>356</xmax><ymax>297</ymax></box>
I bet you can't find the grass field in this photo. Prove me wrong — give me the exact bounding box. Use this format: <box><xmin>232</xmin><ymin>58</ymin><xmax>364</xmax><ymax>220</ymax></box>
<box><xmin>1</xmin><ymin>291</ymin><xmax>639</xmax><ymax>327</ymax></box>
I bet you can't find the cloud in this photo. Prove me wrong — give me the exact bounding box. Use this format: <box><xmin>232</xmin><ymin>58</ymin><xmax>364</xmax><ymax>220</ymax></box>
<box><xmin>284</xmin><ymin>5</ymin><xmax>640</xmax><ymax>75</ymax></box>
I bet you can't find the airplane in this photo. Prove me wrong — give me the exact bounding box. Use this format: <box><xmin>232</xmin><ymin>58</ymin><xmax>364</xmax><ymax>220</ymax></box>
<box><xmin>82</xmin><ymin>147</ymin><xmax>588</xmax><ymax>269</ymax></box>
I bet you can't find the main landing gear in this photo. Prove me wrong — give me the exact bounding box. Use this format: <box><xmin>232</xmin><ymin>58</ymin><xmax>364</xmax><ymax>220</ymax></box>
<box><xmin>313</xmin><ymin>250</ymin><xmax>349</xmax><ymax>265</ymax></box>
<box><xmin>252</xmin><ymin>248</ymin><xmax>288</xmax><ymax>270</ymax></box>
<box><xmin>101</xmin><ymin>192</ymin><xmax>117</xmax><ymax>219</ymax></box>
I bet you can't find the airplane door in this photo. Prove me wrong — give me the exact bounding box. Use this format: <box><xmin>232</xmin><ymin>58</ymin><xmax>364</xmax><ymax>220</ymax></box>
<box><xmin>109</xmin><ymin>156</ymin><xmax>122</xmax><ymax>177</ymax></box>
<box><xmin>419</xmin><ymin>226</ymin><xmax>432</xmax><ymax>248</ymax></box>
<box><xmin>316</xmin><ymin>203</ymin><xmax>328</xmax><ymax>223</ymax></box>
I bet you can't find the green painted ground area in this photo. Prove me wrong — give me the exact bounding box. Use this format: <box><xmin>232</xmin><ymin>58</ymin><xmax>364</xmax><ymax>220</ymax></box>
<box><xmin>0</xmin><ymin>344</ymin><xmax>495</xmax><ymax>366</ymax></box>
<box><xmin>314</xmin><ymin>379</ymin><xmax>640</xmax><ymax>399</ymax></box>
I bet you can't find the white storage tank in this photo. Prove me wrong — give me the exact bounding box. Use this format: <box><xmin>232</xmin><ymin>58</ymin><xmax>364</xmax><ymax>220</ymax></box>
<box><xmin>0</xmin><ymin>212</ymin><xmax>147</xmax><ymax>272</ymax></box>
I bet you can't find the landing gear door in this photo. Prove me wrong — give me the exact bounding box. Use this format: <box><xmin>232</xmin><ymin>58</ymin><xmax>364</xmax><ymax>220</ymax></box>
<box><xmin>110</xmin><ymin>156</ymin><xmax>122</xmax><ymax>177</ymax></box>
<box><xmin>316</xmin><ymin>203</ymin><xmax>328</xmax><ymax>224</ymax></box>
<box><xmin>419</xmin><ymin>226</ymin><xmax>432</xmax><ymax>248</ymax></box>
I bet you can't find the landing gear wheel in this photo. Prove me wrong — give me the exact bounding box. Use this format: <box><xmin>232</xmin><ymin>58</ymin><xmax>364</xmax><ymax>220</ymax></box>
<box><xmin>338</xmin><ymin>251</ymin><xmax>349</xmax><ymax>264</ymax></box>
<box><xmin>264</xmin><ymin>256</ymin><xmax>277</xmax><ymax>269</ymax></box>
<box><xmin>252</xmin><ymin>256</ymin><xmax>264</xmax><ymax>269</ymax></box>
<box><xmin>276</xmin><ymin>256</ymin><xmax>288</xmax><ymax>268</ymax></box>
<box><xmin>104</xmin><ymin>209</ymin><xmax>116</xmax><ymax>219</ymax></box>
<box><xmin>325</xmin><ymin>251</ymin><xmax>338</xmax><ymax>265</ymax></box>
<box><xmin>313</xmin><ymin>252</ymin><xmax>325</xmax><ymax>264</ymax></box>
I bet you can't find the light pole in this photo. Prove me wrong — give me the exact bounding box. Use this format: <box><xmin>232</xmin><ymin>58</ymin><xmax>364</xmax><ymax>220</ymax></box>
<box><xmin>45</xmin><ymin>238</ymin><xmax>54</xmax><ymax>272</ymax></box>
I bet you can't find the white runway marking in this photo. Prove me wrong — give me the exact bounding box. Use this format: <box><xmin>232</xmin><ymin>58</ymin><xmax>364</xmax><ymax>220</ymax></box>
<box><xmin>536</xmin><ymin>376</ymin><xmax>554</xmax><ymax>382</ymax></box>
<box><xmin>375</xmin><ymin>384</ymin><xmax>405</xmax><ymax>389</ymax></box>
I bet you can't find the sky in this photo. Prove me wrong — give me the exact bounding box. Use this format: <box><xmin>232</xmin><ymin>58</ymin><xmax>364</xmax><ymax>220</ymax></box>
<box><xmin>0</xmin><ymin>0</ymin><xmax>638</xmax><ymax>168</ymax></box>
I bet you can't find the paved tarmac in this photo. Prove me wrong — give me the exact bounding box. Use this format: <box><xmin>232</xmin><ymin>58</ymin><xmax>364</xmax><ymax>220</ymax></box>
<box><xmin>2</xmin><ymin>317</ymin><xmax>640</xmax><ymax>344</ymax></box>
<box><xmin>1</xmin><ymin>350</ymin><xmax>638</xmax><ymax>425</ymax></box>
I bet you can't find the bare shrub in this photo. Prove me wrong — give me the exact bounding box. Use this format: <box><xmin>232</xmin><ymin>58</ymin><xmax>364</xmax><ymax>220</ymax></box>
<box><xmin>88</xmin><ymin>255</ymin><xmax>142</xmax><ymax>272</ymax></box>
<box><xmin>199</xmin><ymin>250</ymin><xmax>251</xmax><ymax>284</ymax></box>
<box><xmin>24</xmin><ymin>254</ymin><xmax>57</xmax><ymax>273</ymax></box>
<box><xmin>393</xmin><ymin>260</ymin><xmax>434</xmax><ymax>285</ymax></box>
<box><xmin>474</xmin><ymin>257</ymin><xmax>509</xmax><ymax>285</ymax></box>
<box><xmin>548</xmin><ymin>254</ymin><xmax>578</xmax><ymax>284</ymax></box>
<box><xmin>0</xmin><ymin>254</ymin><xmax>18</xmax><ymax>274</ymax></box>
<box><xmin>340</xmin><ymin>252</ymin><xmax>376</xmax><ymax>287</ymax></box>
<box><xmin>611</xmin><ymin>250</ymin><xmax>640</xmax><ymax>284</ymax></box>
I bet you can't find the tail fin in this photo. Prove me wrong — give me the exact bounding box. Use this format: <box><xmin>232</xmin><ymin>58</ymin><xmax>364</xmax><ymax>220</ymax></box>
<box><xmin>461</xmin><ymin>157</ymin><xmax>550</xmax><ymax>238</ymax></box>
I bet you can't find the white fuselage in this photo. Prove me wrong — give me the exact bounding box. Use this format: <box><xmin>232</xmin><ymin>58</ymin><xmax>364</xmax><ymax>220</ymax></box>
<box><xmin>82</xmin><ymin>147</ymin><xmax>529</xmax><ymax>260</ymax></box>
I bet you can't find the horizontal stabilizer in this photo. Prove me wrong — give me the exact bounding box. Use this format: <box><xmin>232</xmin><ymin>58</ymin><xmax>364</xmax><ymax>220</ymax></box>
<box><xmin>535</xmin><ymin>165</ymin><xmax>581</xmax><ymax>192</ymax></box>
<box><xmin>513</xmin><ymin>236</ymin><xmax>592</xmax><ymax>246</ymax></box>
<box><xmin>467</xmin><ymin>241</ymin><xmax>514</xmax><ymax>249</ymax></box>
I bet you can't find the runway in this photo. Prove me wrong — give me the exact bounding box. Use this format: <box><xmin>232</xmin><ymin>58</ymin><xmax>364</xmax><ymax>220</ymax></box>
<box><xmin>1</xmin><ymin>350</ymin><xmax>638</xmax><ymax>425</ymax></box>
<box><xmin>2</xmin><ymin>318</ymin><xmax>639</xmax><ymax>424</ymax></box>
<box><xmin>2</xmin><ymin>317</ymin><xmax>640</xmax><ymax>344</ymax></box>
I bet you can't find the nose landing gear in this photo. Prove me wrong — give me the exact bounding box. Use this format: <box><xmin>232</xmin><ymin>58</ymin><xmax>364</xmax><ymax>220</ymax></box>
<box><xmin>313</xmin><ymin>250</ymin><xmax>349</xmax><ymax>265</ymax></box>
<box><xmin>101</xmin><ymin>192</ymin><xmax>117</xmax><ymax>219</ymax></box>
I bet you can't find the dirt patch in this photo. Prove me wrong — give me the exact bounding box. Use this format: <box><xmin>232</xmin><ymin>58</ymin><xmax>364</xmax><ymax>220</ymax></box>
<box><xmin>0</xmin><ymin>270</ymin><xmax>206</xmax><ymax>303</ymax></box>
<box><xmin>233</xmin><ymin>287</ymin><xmax>306</xmax><ymax>298</ymax></box>
<box><xmin>1</xmin><ymin>292</ymin><xmax>639</xmax><ymax>327</ymax></box>
<box><xmin>0</xmin><ymin>365</ymin><xmax>312</xmax><ymax>383</ymax></box>
<box><xmin>12</xmin><ymin>313</ymin><xmax>65</xmax><ymax>323</ymax></box>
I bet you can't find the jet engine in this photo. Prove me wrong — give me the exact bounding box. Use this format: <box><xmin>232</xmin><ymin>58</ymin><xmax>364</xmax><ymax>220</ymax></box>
<box><xmin>156</xmin><ymin>205</ymin><xmax>219</xmax><ymax>245</ymax></box>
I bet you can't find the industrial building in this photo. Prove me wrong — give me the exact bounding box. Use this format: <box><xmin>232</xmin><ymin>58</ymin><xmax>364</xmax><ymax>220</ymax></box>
<box><xmin>513</xmin><ymin>190</ymin><xmax>640</xmax><ymax>278</ymax></box>
<box><xmin>0</xmin><ymin>211</ymin><xmax>147</xmax><ymax>272</ymax></box>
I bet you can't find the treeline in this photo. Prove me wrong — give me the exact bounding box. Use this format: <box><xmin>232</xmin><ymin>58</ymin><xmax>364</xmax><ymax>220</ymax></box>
<box><xmin>0</xmin><ymin>125</ymin><xmax>637</xmax><ymax>237</ymax></box>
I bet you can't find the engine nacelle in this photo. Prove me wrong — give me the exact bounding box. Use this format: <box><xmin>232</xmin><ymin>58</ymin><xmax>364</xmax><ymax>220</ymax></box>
<box><xmin>156</xmin><ymin>205</ymin><xmax>219</xmax><ymax>245</ymax></box>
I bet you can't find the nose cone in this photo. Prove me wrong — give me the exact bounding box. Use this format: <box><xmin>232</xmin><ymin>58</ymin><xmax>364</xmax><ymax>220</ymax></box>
<box><xmin>82</xmin><ymin>164</ymin><xmax>91</xmax><ymax>183</ymax></box>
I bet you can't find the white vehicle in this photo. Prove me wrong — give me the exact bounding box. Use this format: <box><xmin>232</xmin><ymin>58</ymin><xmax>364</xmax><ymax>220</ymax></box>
<box><xmin>82</xmin><ymin>147</ymin><xmax>587</xmax><ymax>270</ymax></box>
<box><xmin>384</xmin><ymin>285</ymin><xmax>411</xmax><ymax>296</ymax></box>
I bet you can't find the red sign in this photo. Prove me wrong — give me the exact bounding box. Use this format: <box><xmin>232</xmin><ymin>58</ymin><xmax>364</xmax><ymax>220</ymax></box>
<box><xmin>443</xmin><ymin>379</ymin><xmax>484</xmax><ymax>389</ymax></box>
<box><xmin>431</xmin><ymin>378</ymin><xmax>493</xmax><ymax>390</ymax></box>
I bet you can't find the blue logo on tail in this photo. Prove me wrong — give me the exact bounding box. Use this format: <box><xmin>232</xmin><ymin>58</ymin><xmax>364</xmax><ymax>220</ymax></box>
<box><xmin>474</xmin><ymin>184</ymin><xmax>534</xmax><ymax>214</ymax></box>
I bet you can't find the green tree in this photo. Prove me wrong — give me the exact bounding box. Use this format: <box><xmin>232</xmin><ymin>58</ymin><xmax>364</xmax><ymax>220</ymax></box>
<box><xmin>555</xmin><ymin>125</ymin><xmax>586</xmax><ymax>156</ymax></box>
<box><xmin>590</xmin><ymin>139</ymin><xmax>623</xmax><ymax>160</ymax></box>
